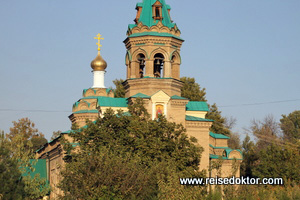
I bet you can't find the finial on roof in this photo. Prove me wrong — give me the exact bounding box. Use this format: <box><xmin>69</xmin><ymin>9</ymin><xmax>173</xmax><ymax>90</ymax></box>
<box><xmin>94</xmin><ymin>33</ymin><xmax>104</xmax><ymax>52</ymax></box>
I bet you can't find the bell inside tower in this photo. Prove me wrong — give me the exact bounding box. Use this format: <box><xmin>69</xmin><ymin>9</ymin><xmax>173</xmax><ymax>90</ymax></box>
<box><xmin>137</xmin><ymin>54</ymin><xmax>145</xmax><ymax>78</ymax></box>
<box><xmin>154</xmin><ymin>53</ymin><xmax>164</xmax><ymax>78</ymax></box>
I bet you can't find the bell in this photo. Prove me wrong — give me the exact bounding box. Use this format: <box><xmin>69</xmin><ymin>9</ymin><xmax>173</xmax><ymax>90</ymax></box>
<box><xmin>156</xmin><ymin>59</ymin><xmax>160</xmax><ymax>65</ymax></box>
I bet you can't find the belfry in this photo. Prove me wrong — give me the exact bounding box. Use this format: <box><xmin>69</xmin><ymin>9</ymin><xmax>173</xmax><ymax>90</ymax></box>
<box><xmin>123</xmin><ymin>0</ymin><xmax>183</xmax><ymax>98</ymax></box>
<box><xmin>35</xmin><ymin>0</ymin><xmax>243</xmax><ymax>199</ymax></box>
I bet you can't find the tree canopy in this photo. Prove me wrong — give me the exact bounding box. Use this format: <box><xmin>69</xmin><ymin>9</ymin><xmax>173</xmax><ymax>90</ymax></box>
<box><xmin>0</xmin><ymin>119</ymin><xmax>50</xmax><ymax>200</ymax></box>
<box><xmin>180</xmin><ymin>77</ymin><xmax>206</xmax><ymax>101</ymax></box>
<box><xmin>280</xmin><ymin>110</ymin><xmax>300</xmax><ymax>143</ymax></box>
<box><xmin>59</xmin><ymin>99</ymin><xmax>205</xmax><ymax>199</ymax></box>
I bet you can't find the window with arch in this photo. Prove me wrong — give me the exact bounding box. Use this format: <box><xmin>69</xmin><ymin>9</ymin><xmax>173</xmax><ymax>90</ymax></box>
<box><xmin>152</xmin><ymin>1</ymin><xmax>163</xmax><ymax>20</ymax></box>
<box><xmin>137</xmin><ymin>53</ymin><xmax>145</xmax><ymax>78</ymax></box>
<box><xmin>153</xmin><ymin>53</ymin><xmax>164</xmax><ymax>78</ymax></box>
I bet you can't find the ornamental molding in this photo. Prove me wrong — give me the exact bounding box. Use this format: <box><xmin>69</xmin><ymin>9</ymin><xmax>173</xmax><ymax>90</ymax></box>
<box><xmin>186</xmin><ymin>121</ymin><xmax>212</xmax><ymax>128</ymax></box>
<box><xmin>170</xmin><ymin>100</ymin><xmax>188</xmax><ymax>106</ymax></box>
<box><xmin>127</xmin><ymin>21</ymin><xmax>181</xmax><ymax>37</ymax></box>
<box><xmin>126</xmin><ymin>38</ymin><xmax>183</xmax><ymax>48</ymax></box>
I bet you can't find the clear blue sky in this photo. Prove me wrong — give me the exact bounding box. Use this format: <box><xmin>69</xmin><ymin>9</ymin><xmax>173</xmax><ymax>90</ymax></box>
<box><xmin>0</xmin><ymin>0</ymin><xmax>299</xmax><ymax>140</ymax></box>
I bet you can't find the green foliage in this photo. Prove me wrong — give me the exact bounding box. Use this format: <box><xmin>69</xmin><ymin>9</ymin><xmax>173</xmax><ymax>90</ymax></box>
<box><xmin>180</xmin><ymin>77</ymin><xmax>206</xmax><ymax>101</ymax></box>
<box><xmin>227</xmin><ymin>132</ymin><xmax>241</xmax><ymax>149</ymax></box>
<box><xmin>51</xmin><ymin>130</ymin><xmax>62</xmax><ymax>141</ymax></box>
<box><xmin>250</xmin><ymin>115</ymin><xmax>280</xmax><ymax>150</ymax></box>
<box><xmin>59</xmin><ymin>99</ymin><xmax>204</xmax><ymax>199</ymax></box>
<box><xmin>206</xmin><ymin>104</ymin><xmax>231</xmax><ymax>136</ymax></box>
<box><xmin>222</xmin><ymin>184</ymin><xmax>300</xmax><ymax>200</ymax></box>
<box><xmin>113</xmin><ymin>79</ymin><xmax>126</xmax><ymax>98</ymax></box>
<box><xmin>253</xmin><ymin>143</ymin><xmax>300</xmax><ymax>183</ymax></box>
<box><xmin>7</xmin><ymin>118</ymin><xmax>48</xmax><ymax>153</ymax></box>
<box><xmin>0</xmin><ymin>128</ymin><xmax>50</xmax><ymax>200</ymax></box>
<box><xmin>0</xmin><ymin>132</ymin><xmax>25</xmax><ymax>200</ymax></box>
<box><xmin>280</xmin><ymin>110</ymin><xmax>300</xmax><ymax>143</ymax></box>
<box><xmin>240</xmin><ymin>135</ymin><xmax>258</xmax><ymax>177</ymax></box>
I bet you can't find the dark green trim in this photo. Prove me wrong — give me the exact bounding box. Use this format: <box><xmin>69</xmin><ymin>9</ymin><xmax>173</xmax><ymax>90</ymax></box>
<box><xmin>210</xmin><ymin>132</ymin><xmax>230</xmax><ymax>139</ymax></box>
<box><xmin>186</xmin><ymin>115</ymin><xmax>214</xmax><ymax>122</ymax></box>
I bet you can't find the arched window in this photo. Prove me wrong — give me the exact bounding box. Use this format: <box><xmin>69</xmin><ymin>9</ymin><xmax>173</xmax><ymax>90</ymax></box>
<box><xmin>152</xmin><ymin>1</ymin><xmax>163</xmax><ymax>20</ymax></box>
<box><xmin>155</xmin><ymin>7</ymin><xmax>160</xmax><ymax>18</ymax></box>
<box><xmin>153</xmin><ymin>53</ymin><xmax>164</xmax><ymax>78</ymax></box>
<box><xmin>137</xmin><ymin>54</ymin><xmax>145</xmax><ymax>78</ymax></box>
<box><xmin>171</xmin><ymin>53</ymin><xmax>180</xmax><ymax>80</ymax></box>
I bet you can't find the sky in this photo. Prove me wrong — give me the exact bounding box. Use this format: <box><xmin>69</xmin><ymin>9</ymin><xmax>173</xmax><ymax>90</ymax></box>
<box><xmin>0</xmin><ymin>0</ymin><xmax>299</xmax><ymax>141</ymax></box>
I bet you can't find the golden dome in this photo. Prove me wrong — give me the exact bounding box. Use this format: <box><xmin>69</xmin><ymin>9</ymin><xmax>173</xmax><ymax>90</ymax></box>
<box><xmin>91</xmin><ymin>52</ymin><xmax>107</xmax><ymax>71</ymax></box>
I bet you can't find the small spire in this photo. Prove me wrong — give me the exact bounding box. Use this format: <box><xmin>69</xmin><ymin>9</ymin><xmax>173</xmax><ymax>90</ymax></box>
<box><xmin>94</xmin><ymin>33</ymin><xmax>104</xmax><ymax>52</ymax></box>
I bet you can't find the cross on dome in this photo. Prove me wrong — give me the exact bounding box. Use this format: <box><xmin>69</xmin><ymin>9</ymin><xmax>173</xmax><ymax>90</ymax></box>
<box><xmin>94</xmin><ymin>33</ymin><xmax>104</xmax><ymax>52</ymax></box>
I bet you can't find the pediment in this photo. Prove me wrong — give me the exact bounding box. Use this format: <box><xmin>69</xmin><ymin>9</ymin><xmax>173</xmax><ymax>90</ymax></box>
<box><xmin>151</xmin><ymin>90</ymin><xmax>170</xmax><ymax>103</ymax></box>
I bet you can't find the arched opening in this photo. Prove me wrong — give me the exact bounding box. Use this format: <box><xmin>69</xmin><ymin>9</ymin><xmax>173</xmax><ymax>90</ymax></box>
<box><xmin>171</xmin><ymin>53</ymin><xmax>181</xmax><ymax>80</ymax></box>
<box><xmin>153</xmin><ymin>53</ymin><xmax>164</xmax><ymax>78</ymax></box>
<box><xmin>137</xmin><ymin>53</ymin><xmax>145</xmax><ymax>78</ymax></box>
<box><xmin>155</xmin><ymin>7</ymin><xmax>160</xmax><ymax>18</ymax></box>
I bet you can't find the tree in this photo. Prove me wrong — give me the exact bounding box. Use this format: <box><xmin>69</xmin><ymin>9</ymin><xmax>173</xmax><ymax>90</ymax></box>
<box><xmin>0</xmin><ymin>131</ymin><xmax>25</xmax><ymax>200</ymax></box>
<box><xmin>113</xmin><ymin>79</ymin><xmax>126</xmax><ymax>98</ymax></box>
<box><xmin>0</xmin><ymin>128</ymin><xmax>50</xmax><ymax>200</ymax></box>
<box><xmin>7</xmin><ymin>118</ymin><xmax>47</xmax><ymax>152</ymax></box>
<box><xmin>51</xmin><ymin>130</ymin><xmax>62</xmax><ymax>141</ymax></box>
<box><xmin>280</xmin><ymin>110</ymin><xmax>300</xmax><ymax>143</ymax></box>
<box><xmin>180</xmin><ymin>77</ymin><xmax>206</xmax><ymax>101</ymax></box>
<box><xmin>59</xmin><ymin>99</ymin><xmax>204</xmax><ymax>199</ymax></box>
<box><xmin>206</xmin><ymin>104</ymin><xmax>231</xmax><ymax>136</ymax></box>
<box><xmin>250</xmin><ymin>115</ymin><xmax>280</xmax><ymax>151</ymax></box>
<box><xmin>240</xmin><ymin>135</ymin><xmax>258</xmax><ymax>177</ymax></box>
<box><xmin>227</xmin><ymin>132</ymin><xmax>241</xmax><ymax>149</ymax></box>
<box><xmin>253</xmin><ymin>143</ymin><xmax>300</xmax><ymax>183</ymax></box>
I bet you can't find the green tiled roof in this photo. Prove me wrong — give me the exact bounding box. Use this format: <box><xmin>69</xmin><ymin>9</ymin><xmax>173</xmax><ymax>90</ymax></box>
<box><xmin>186</xmin><ymin>115</ymin><xmax>214</xmax><ymax>122</ymax></box>
<box><xmin>210</xmin><ymin>132</ymin><xmax>230</xmax><ymax>139</ymax></box>
<box><xmin>186</xmin><ymin>101</ymin><xmax>209</xmax><ymax>112</ymax></box>
<box><xmin>22</xmin><ymin>159</ymin><xmax>48</xmax><ymax>180</ymax></box>
<box><xmin>129</xmin><ymin>32</ymin><xmax>183</xmax><ymax>41</ymax></box>
<box><xmin>130</xmin><ymin>0</ymin><xmax>176</xmax><ymax>29</ymax></box>
<box><xmin>131</xmin><ymin>93</ymin><xmax>151</xmax><ymax>99</ymax></box>
<box><xmin>171</xmin><ymin>95</ymin><xmax>188</xmax><ymax>100</ymax></box>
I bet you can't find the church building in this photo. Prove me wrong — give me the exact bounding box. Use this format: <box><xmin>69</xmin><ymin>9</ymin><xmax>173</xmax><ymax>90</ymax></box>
<box><xmin>35</xmin><ymin>0</ymin><xmax>242</xmax><ymax>199</ymax></box>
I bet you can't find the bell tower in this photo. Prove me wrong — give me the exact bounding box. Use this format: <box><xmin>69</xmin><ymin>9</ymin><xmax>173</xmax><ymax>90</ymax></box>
<box><xmin>123</xmin><ymin>0</ymin><xmax>184</xmax><ymax>98</ymax></box>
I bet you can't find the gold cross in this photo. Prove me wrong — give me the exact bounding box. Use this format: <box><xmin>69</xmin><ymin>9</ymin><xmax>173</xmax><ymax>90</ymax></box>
<box><xmin>94</xmin><ymin>33</ymin><xmax>104</xmax><ymax>51</ymax></box>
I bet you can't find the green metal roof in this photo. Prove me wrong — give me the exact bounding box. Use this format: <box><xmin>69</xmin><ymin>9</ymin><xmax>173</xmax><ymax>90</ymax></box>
<box><xmin>186</xmin><ymin>101</ymin><xmax>209</xmax><ymax>112</ymax></box>
<box><xmin>131</xmin><ymin>93</ymin><xmax>151</xmax><ymax>99</ymax></box>
<box><xmin>186</xmin><ymin>115</ymin><xmax>214</xmax><ymax>122</ymax></box>
<box><xmin>130</xmin><ymin>0</ymin><xmax>176</xmax><ymax>29</ymax></box>
<box><xmin>77</xmin><ymin>97</ymin><xmax>128</xmax><ymax>108</ymax></box>
<box><xmin>97</xmin><ymin>97</ymin><xmax>128</xmax><ymax>107</ymax></box>
<box><xmin>129</xmin><ymin>32</ymin><xmax>183</xmax><ymax>41</ymax></box>
<box><xmin>210</xmin><ymin>132</ymin><xmax>230</xmax><ymax>139</ymax></box>
<box><xmin>22</xmin><ymin>159</ymin><xmax>48</xmax><ymax>180</ymax></box>
<box><xmin>171</xmin><ymin>95</ymin><xmax>188</xmax><ymax>100</ymax></box>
